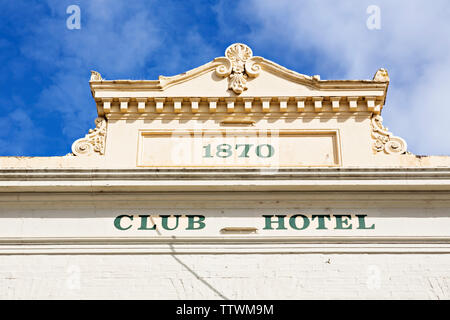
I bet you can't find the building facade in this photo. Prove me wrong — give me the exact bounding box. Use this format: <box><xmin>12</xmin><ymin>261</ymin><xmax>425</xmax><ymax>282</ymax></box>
<box><xmin>0</xmin><ymin>43</ymin><xmax>449</xmax><ymax>299</ymax></box>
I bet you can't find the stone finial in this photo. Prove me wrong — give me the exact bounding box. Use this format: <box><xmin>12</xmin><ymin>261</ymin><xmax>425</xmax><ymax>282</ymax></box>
<box><xmin>373</xmin><ymin>68</ymin><xmax>389</xmax><ymax>82</ymax></box>
<box><xmin>90</xmin><ymin>70</ymin><xmax>103</xmax><ymax>82</ymax></box>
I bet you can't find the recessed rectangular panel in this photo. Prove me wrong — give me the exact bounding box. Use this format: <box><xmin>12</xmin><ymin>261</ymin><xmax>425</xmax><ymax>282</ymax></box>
<box><xmin>137</xmin><ymin>130</ymin><xmax>340</xmax><ymax>167</ymax></box>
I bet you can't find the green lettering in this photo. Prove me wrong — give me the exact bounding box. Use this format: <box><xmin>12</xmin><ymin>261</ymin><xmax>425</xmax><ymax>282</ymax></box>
<box><xmin>186</xmin><ymin>215</ymin><xmax>206</xmax><ymax>230</ymax></box>
<box><xmin>334</xmin><ymin>215</ymin><xmax>353</xmax><ymax>230</ymax></box>
<box><xmin>312</xmin><ymin>215</ymin><xmax>331</xmax><ymax>230</ymax></box>
<box><xmin>263</xmin><ymin>215</ymin><xmax>287</xmax><ymax>230</ymax></box>
<box><xmin>114</xmin><ymin>215</ymin><xmax>133</xmax><ymax>231</ymax></box>
<box><xmin>216</xmin><ymin>144</ymin><xmax>232</xmax><ymax>158</ymax></box>
<box><xmin>138</xmin><ymin>215</ymin><xmax>157</xmax><ymax>230</ymax></box>
<box><xmin>289</xmin><ymin>215</ymin><xmax>310</xmax><ymax>230</ymax></box>
<box><xmin>203</xmin><ymin>144</ymin><xmax>213</xmax><ymax>158</ymax></box>
<box><xmin>235</xmin><ymin>144</ymin><xmax>253</xmax><ymax>158</ymax></box>
<box><xmin>357</xmin><ymin>215</ymin><xmax>375</xmax><ymax>230</ymax></box>
<box><xmin>255</xmin><ymin>144</ymin><xmax>274</xmax><ymax>158</ymax></box>
<box><xmin>161</xmin><ymin>215</ymin><xmax>181</xmax><ymax>230</ymax></box>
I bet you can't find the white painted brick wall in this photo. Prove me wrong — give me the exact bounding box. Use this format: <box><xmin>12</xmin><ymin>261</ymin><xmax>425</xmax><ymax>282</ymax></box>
<box><xmin>0</xmin><ymin>254</ymin><xmax>449</xmax><ymax>299</ymax></box>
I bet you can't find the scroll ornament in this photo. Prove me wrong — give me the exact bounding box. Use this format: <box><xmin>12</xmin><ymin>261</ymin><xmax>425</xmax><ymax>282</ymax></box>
<box><xmin>371</xmin><ymin>115</ymin><xmax>407</xmax><ymax>154</ymax></box>
<box><xmin>71</xmin><ymin>117</ymin><xmax>107</xmax><ymax>156</ymax></box>
<box><xmin>215</xmin><ymin>43</ymin><xmax>262</xmax><ymax>94</ymax></box>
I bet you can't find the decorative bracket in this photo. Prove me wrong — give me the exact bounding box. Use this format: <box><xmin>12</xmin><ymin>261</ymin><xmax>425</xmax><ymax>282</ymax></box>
<box><xmin>71</xmin><ymin>117</ymin><xmax>107</xmax><ymax>156</ymax></box>
<box><xmin>215</xmin><ymin>43</ymin><xmax>261</xmax><ymax>94</ymax></box>
<box><xmin>371</xmin><ymin>115</ymin><xmax>407</xmax><ymax>154</ymax></box>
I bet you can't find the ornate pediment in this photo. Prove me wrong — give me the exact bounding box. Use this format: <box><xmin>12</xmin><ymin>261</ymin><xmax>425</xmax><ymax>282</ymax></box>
<box><xmin>89</xmin><ymin>43</ymin><xmax>389</xmax><ymax>115</ymax></box>
<box><xmin>74</xmin><ymin>43</ymin><xmax>409</xmax><ymax>162</ymax></box>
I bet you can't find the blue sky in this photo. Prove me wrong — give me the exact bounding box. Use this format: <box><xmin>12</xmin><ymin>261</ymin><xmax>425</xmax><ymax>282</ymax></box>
<box><xmin>0</xmin><ymin>0</ymin><xmax>449</xmax><ymax>156</ymax></box>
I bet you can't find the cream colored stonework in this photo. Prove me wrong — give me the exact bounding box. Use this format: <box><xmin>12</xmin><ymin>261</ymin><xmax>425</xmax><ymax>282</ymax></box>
<box><xmin>0</xmin><ymin>44</ymin><xmax>449</xmax><ymax>299</ymax></box>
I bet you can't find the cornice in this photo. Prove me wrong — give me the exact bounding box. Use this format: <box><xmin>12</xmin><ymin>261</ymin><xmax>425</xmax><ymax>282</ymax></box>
<box><xmin>90</xmin><ymin>79</ymin><xmax>388</xmax><ymax>91</ymax></box>
<box><xmin>0</xmin><ymin>168</ymin><xmax>449</xmax><ymax>192</ymax></box>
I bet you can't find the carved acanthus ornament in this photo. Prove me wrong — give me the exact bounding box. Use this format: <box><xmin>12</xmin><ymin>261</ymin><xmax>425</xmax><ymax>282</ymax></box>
<box><xmin>71</xmin><ymin>117</ymin><xmax>107</xmax><ymax>156</ymax></box>
<box><xmin>371</xmin><ymin>115</ymin><xmax>407</xmax><ymax>154</ymax></box>
<box><xmin>215</xmin><ymin>43</ymin><xmax>261</xmax><ymax>94</ymax></box>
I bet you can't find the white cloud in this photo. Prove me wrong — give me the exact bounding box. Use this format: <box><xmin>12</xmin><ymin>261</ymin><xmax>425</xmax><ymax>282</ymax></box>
<box><xmin>17</xmin><ymin>0</ymin><xmax>217</xmax><ymax>150</ymax></box>
<box><xmin>241</xmin><ymin>0</ymin><xmax>450</xmax><ymax>155</ymax></box>
<box><xmin>17</xmin><ymin>0</ymin><xmax>163</xmax><ymax>143</ymax></box>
